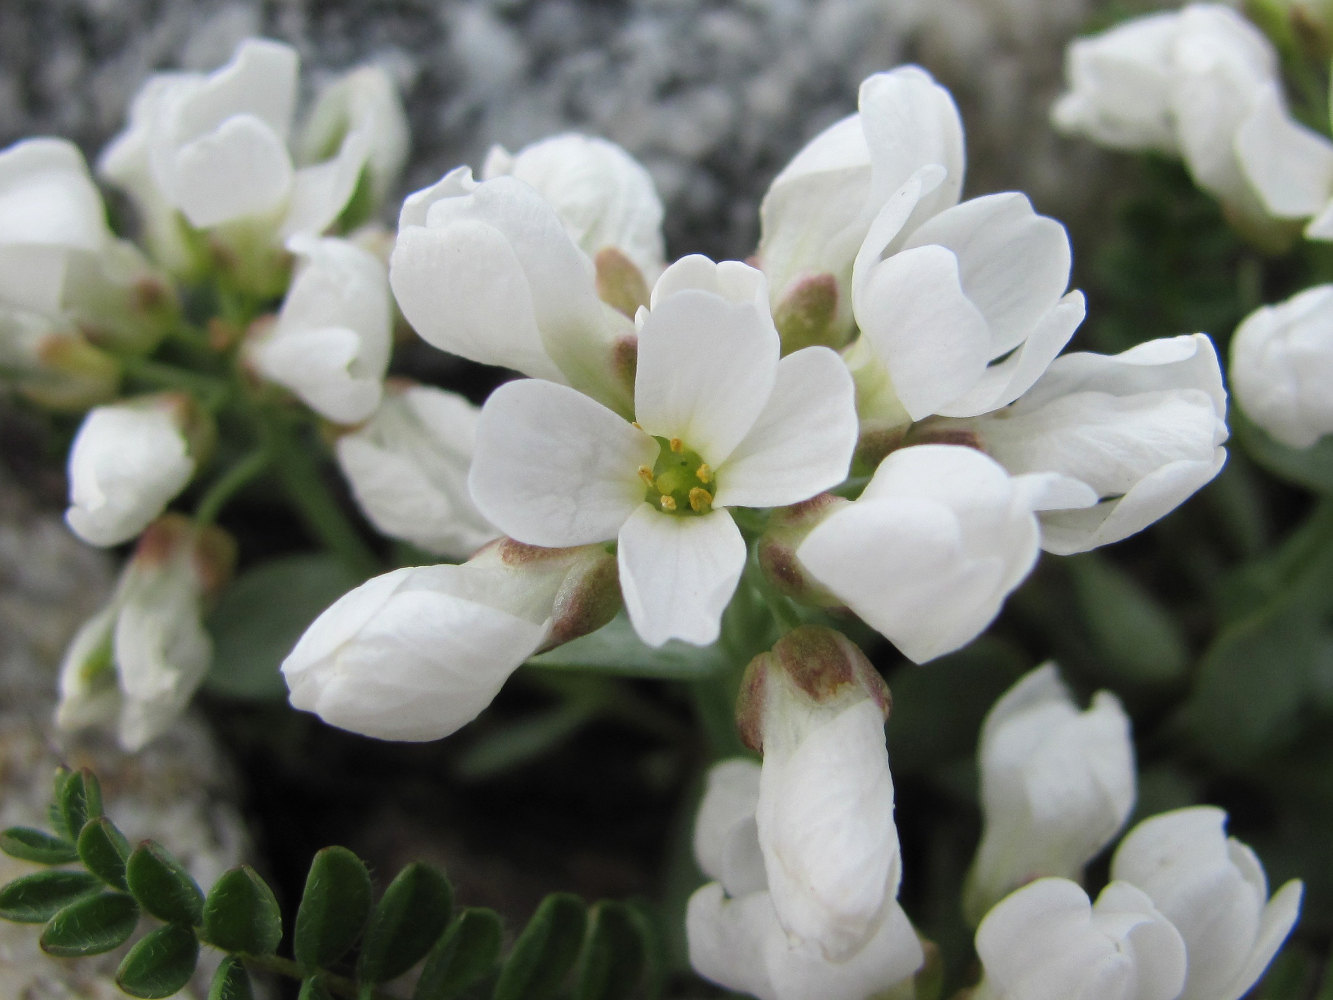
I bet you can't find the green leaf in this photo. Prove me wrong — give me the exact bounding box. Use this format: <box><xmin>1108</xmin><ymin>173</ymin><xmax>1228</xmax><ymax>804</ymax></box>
<box><xmin>1235</xmin><ymin>409</ymin><xmax>1333</xmax><ymax>494</ymax></box>
<box><xmin>205</xmin><ymin>553</ymin><xmax>363</xmax><ymax>700</ymax></box>
<box><xmin>574</xmin><ymin>902</ymin><xmax>646</xmax><ymax>1000</ymax></box>
<box><xmin>57</xmin><ymin>770</ymin><xmax>103</xmax><ymax>843</ymax></box>
<box><xmin>294</xmin><ymin>846</ymin><xmax>372</xmax><ymax>973</ymax></box>
<box><xmin>209</xmin><ymin>956</ymin><xmax>255</xmax><ymax>1000</ymax></box>
<box><xmin>1064</xmin><ymin>553</ymin><xmax>1189</xmax><ymax>686</ymax></box>
<box><xmin>202</xmin><ymin>865</ymin><xmax>283</xmax><ymax>956</ymax></box>
<box><xmin>455</xmin><ymin>702</ymin><xmax>598</xmax><ymax>780</ymax></box>
<box><xmin>78</xmin><ymin>818</ymin><xmax>132</xmax><ymax>891</ymax></box>
<box><xmin>0</xmin><ymin>827</ymin><xmax>79</xmax><ymax>865</ymax></box>
<box><xmin>49</xmin><ymin>769</ymin><xmax>75</xmax><ymax>840</ymax></box>
<box><xmin>358</xmin><ymin>863</ymin><xmax>454</xmax><ymax>983</ymax></box>
<box><xmin>0</xmin><ymin>869</ymin><xmax>102</xmax><ymax>922</ymax></box>
<box><xmin>126</xmin><ymin>842</ymin><xmax>205</xmax><ymax>926</ymax></box>
<box><xmin>493</xmin><ymin>893</ymin><xmax>588</xmax><ymax>1000</ymax></box>
<box><xmin>40</xmin><ymin>891</ymin><xmax>140</xmax><ymax>956</ymax></box>
<box><xmin>527</xmin><ymin>613</ymin><xmax>726</xmax><ymax>679</ymax></box>
<box><xmin>116</xmin><ymin>923</ymin><xmax>200</xmax><ymax>998</ymax></box>
<box><xmin>414</xmin><ymin>908</ymin><xmax>503</xmax><ymax>1000</ymax></box>
<box><xmin>298</xmin><ymin>976</ymin><xmax>336</xmax><ymax>1000</ymax></box>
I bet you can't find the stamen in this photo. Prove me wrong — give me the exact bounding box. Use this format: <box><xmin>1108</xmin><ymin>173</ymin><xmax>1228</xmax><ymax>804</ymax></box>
<box><xmin>689</xmin><ymin>487</ymin><xmax>713</xmax><ymax>513</ymax></box>
<box><xmin>638</xmin><ymin>465</ymin><xmax>656</xmax><ymax>487</ymax></box>
<box><xmin>631</xmin><ymin>421</ymin><xmax>643</xmax><ymax>430</ymax></box>
<box><xmin>695</xmin><ymin>463</ymin><xmax>713</xmax><ymax>484</ymax></box>
<box><xmin>659</xmin><ymin>495</ymin><xmax>678</xmax><ymax>512</ymax></box>
<box><xmin>669</xmin><ymin>437</ymin><xmax>684</xmax><ymax>453</ymax></box>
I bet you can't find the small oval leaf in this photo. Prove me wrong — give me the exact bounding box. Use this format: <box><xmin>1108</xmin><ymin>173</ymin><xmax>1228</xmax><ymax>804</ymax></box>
<box><xmin>202</xmin><ymin>866</ymin><xmax>283</xmax><ymax>956</ymax></box>
<box><xmin>0</xmin><ymin>827</ymin><xmax>79</xmax><ymax>865</ymax></box>
<box><xmin>293</xmin><ymin>846</ymin><xmax>372</xmax><ymax>972</ymax></box>
<box><xmin>358</xmin><ymin>863</ymin><xmax>454</xmax><ymax>983</ymax></box>
<box><xmin>209</xmin><ymin>956</ymin><xmax>255</xmax><ymax>1000</ymax></box>
<box><xmin>40</xmin><ymin>891</ymin><xmax>140</xmax><ymax>957</ymax></box>
<box><xmin>493</xmin><ymin>893</ymin><xmax>588</xmax><ymax>1000</ymax></box>
<box><xmin>59</xmin><ymin>770</ymin><xmax>103</xmax><ymax>841</ymax></box>
<box><xmin>414</xmin><ymin>908</ymin><xmax>504</xmax><ymax>1000</ymax></box>
<box><xmin>0</xmin><ymin>869</ymin><xmax>102</xmax><ymax>923</ymax></box>
<box><xmin>574</xmin><ymin>902</ymin><xmax>647</xmax><ymax>1000</ymax></box>
<box><xmin>117</xmin><ymin>922</ymin><xmax>200</xmax><ymax>998</ymax></box>
<box><xmin>78</xmin><ymin>818</ymin><xmax>132</xmax><ymax>891</ymax></box>
<box><xmin>48</xmin><ymin>769</ymin><xmax>75</xmax><ymax>841</ymax></box>
<box><xmin>126</xmin><ymin>841</ymin><xmax>205</xmax><ymax>926</ymax></box>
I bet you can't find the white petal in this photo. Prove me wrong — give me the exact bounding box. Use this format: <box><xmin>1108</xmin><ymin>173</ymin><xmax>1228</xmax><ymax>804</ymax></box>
<box><xmin>687</xmin><ymin>885</ymin><xmax>778</xmax><ymax>1000</ymax></box>
<box><xmin>1235</xmin><ymin>84</ymin><xmax>1333</xmax><ymax>219</ymax></box>
<box><xmin>693</xmin><ymin>758</ymin><xmax>766</xmax><ymax>897</ymax></box>
<box><xmin>650</xmin><ymin>255</ymin><xmax>769</xmax><ymax>312</ymax></box>
<box><xmin>634</xmin><ymin>288</ymin><xmax>779</xmax><ymax>463</ymax></box>
<box><xmin>469</xmin><ymin>379</ymin><xmax>655</xmax><ymax>547</ymax></box>
<box><xmin>859</xmin><ymin>65</ymin><xmax>966</xmax><ymax>218</ymax></box>
<box><xmin>618</xmin><ymin>505</ymin><xmax>746</xmax><ymax>647</ymax></box>
<box><xmin>170</xmin><ymin>114</ymin><xmax>294</xmax><ymax>228</ymax></box>
<box><xmin>1229</xmin><ymin>880</ymin><xmax>1304</xmax><ymax>1000</ymax></box>
<box><xmin>714</xmin><ymin>347</ymin><xmax>857</xmax><ymax>508</ymax></box>
<box><xmin>767</xmin><ymin>899</ymin><xmax>924</xmax><ymax>1000</ymax></box>
<box><xmin>854</xmin><ymin>243</ymin><xmax>991</xmax><ymax>421</ymax></box>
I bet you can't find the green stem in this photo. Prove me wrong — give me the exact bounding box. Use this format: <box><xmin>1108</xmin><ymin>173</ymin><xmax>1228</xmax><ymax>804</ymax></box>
<box><xmin>259</xmin><ymin>408</ymin><xmax>381</xmax><ymax>579</ymax></box>
<box><xmin>194</xmin><ymin>447</ymin><xmax>273</xmax><ymax>526</ymax></box>
<box><xmin>239</xmin><ymin>954</ymin><xmax>401</xmax><ymax>1000</ymax></box>
<box><xmin>121</xmin><ymin>355</ymin><xmax>231</xmax><ymax>406</ymax></box>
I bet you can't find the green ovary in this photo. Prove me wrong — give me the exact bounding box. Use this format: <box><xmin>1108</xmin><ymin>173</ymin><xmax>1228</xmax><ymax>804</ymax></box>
<box><xmin>639</xmin><ymin>436</ymin><xmax>715</xmax><ymax>515</ymax></box>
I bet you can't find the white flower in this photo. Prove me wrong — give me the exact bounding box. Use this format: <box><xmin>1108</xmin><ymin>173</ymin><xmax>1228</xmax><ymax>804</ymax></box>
<box><xmin>281</xmin><ymin>539</ymin><xmax>620</xmax><ymax>741</ymax></box>
<box><xmin>963</xmin><ymin>663</ymin><xmax>1136</xmax><ymax>925</ymax></box>
<box><xmin>65</xmin><ymin>394</ymin><xmax>200</xmax><ymax>547</ymax></box>
<box><xmin>98</xmin><ymin>39</ymin><xmax>408</xmax><ymax>276</ymax></box>
<box><xmin>335</xmin><ymin>382</ymin><xmax>499</xmax><ymax>559</ymax></box>
<box><xmin>483</xmin><ymin>133</ymin><xmax>666</xmax><ymax>283</ymax></box>
<box><xmin>795</xmin><ymin>444</ymin><xmax>1093</xmax><ymax>663</ymax></box>
<box><xmin>0</xmin><ymin>137</ymin><xmax>171</xmax><ymax>351</ymax></box>
<box><xmin>0</xmin><ymin>305</ymin><xmax>120</xmax><ymax>412</ymax></box>
<box><xmin>1053</xmin><ymin>5</ymin><xmax>1333</xmax><ymax>233</ymax></box>
<box><xmin>686</xmin><ymin>758</ymin><xmax>924</xmax><ymax>1000</ymax></box>
<box><xmin>758</xmin><ymin>65</ymin><xmax>965</xmax><ymax>348</ymax></box>
<box><xmin>247</xmin><ymin>235</ymin><xmax>392</xmax><ymax>424</ymax></box>
<box><xmin>848</xmin><ymin>180</ymin><xmax>1085</xmax><ymax>423</ymax></box>
<box><xmin>389</xmin><ymin>166</ymin><xmax>638</xmax><ymax>413</ymax></box>
<box><xmin>973</xmin><ymin>877</ymin><xmax>1187</xmax><ymax>1000</ymax></box>
<box><xmin>968</xmin><ymin>333</ymin><xmax>1228</xmax><ymax>555</ymax></box>
<box><xmin>1111</xmin><ymin>807</ymin><xmax>1304</xmax><ymax>1000</ymax></box>
<box><xmin>735</xmin><ymin>627</ymin><xmax>899</xmax><ymax>960</ymax></box>
<box><xmin>469</xmin><ymin>256</ymin><xmax>858</xmax><ymax>647</ymax></box>
<box><xmin>1230</xmin><ymin>285</ymin><xmax>1333</xmax><ymax>449</ymax></box>
<box><xmin>56</xmin><ymin>516</ymin><xmax>234</xmax><ymax>751</ymax></box>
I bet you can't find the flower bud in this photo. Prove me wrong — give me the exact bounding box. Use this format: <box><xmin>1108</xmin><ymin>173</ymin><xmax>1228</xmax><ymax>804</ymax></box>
<box><xmin>974</xmin><ymin>877</ymin><xmax>1187</xmax><ymax>1000</ymax></box>
<box><xmin>247</xmin><ymin>234</ymin><xmax>392</xmax><ymax>424</ymax></box>
<box><xmin>335</xmin><ymin>381</ymin><xmax>498</xmax><ymax>559</ymax></box>
<box><xmin>736</xmin><ymin>627</ymin><xmax>897</xmax><ymax>961</ymax></box>
<box><xmin>755</xmin><ymin>494</ymin><xmax>848</xmax><ymax>607</ymax></box>
<box><xmin>1111</xmin><ymin>806</ymin><xmax>1303</xmax><ymax>1000</ymax></box>
<box><xmin>0</xmin><ymin>307</ymin><xmax>120</xmax><ymax>412</ymax></box>
<box><xmin>56</xmin><ymin>515</ymin><xmax>235</xmax><ymax>751</ymax></box>
<box><xmin>1231</xmin><ymin>284</ymin><xmax>1333</xmax><ymax>449</ymax></box>
<box><xmin>65</xmin><ymin>393</ymin><xmax>205</xmax><ymax>547</ymax></box>
<box><xmin>963</xmin><ymin>663</ymin><xmax>1135</xmax><ymax>926</ymax></box>
<box><xmin>772</xmin><ymin>272</ymin><xmax>843</xmax><ymax>354</ymax></box>
<box><xmin>281</xmin><ymin>539</ymin><xmax>619</xmax><ymax>741</ymax></box>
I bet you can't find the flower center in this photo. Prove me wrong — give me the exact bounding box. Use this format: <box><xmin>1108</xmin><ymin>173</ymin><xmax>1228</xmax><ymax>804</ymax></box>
<box><xmin>638</xmin><ymin>436</ymin><xmax>714</xmax><ymax>515</ymax></box>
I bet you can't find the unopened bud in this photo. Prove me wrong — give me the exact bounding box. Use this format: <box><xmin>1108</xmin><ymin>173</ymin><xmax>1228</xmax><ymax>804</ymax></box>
<box><xmin>756</xmin><ymin>495</ymin><xmax>849</xmax><ymax>608</ymax></box>
<box><xmin>17</xmin><ymin>325</ymin><xmax>121</xmax><ymax>412</ymax></box>
<box><xmin>596</xmin><ymin>246</ymin><xmax>651</xmax><ymax>319</ymax></box>
<box><xmin>773</xmin><ymin>272</ymin><xmax>843</xmax><ymax>353</ymax></box>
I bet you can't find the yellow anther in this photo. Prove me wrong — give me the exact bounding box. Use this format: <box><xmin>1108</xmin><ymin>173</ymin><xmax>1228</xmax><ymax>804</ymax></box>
<box><xmin>695</xmin><ymin>463</ymin><xmax>713</xmax><ymax>485</ymax></box>
<box><xmin>659</xmin><ymin>495</ymin><xmax>678</xmax><ymax>512</ymax></box>
<box><xmin>689</xmin><ymin>487</ymin><xmax>714</xmax><ymax>514</ymax></box>
<box><xmin>631</xmin><ymin>420</ymin><xmax>642</xmax><ymax>429</ymax></box>
<box><xmin>669</xmin><ymin>437</ymin><xmax>684</xmax><ymax>453</ymax></box>
<box><xmin>638</xmin><ymin>465</ymin><xmax>656</xmax><ymax>488</ymax></box>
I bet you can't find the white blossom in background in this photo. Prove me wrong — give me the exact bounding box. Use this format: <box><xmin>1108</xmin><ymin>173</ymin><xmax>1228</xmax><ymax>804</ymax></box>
<box><xmin>56</xmin><ymin>515</ymin><xmax>234</xmax><ymax>751</ymax></box>
<box><xmin>687</xmin><ymin>755</ymin><xmax>924</xmax><ymax>1000</ymax></box>
<box><xmin>247</xmin><ymin>235</ymin><xmax>392</xmax><ymax>425</ymax></box>
<box><xmin>964</xmin><ymin>333</ymin><xmax>1228</xmax><ymax>555</ymax></box>
<box><xmin>794</xmin><ymin>445</ymin><xmax>1094</xmax><ymax>663</ymax></box>
<box><xmin>757</xmin><ymin>65</ymin><xmax>965</xmax><ymax>350</ymax></box>
<box><xmin>1230</xmin><ymin>285</ymin><xmax>1333</xmax><ymax>448</ymax></box>
<box><xmin>0</xmin><ymin>137</ymin><xmax>171</xmax><ymax>352</ymax></box>
<box><xmin>962</xmin><ymin>663</ymin><xmax>1136</xmax><ymax>925</ymax></box>
<box><xmin>483</xmin><ymin>133</ymin><xmax>666</xmax><ymax>285</ymax></box>
<box><xmin>98</xmin><ymin>39</ymin><xmax>409</xmax><ymax>282</ymax></box>
<box><xmin>1112</xmin><ymin>807</ymin><xmax>1303</xmax><ymax>1000</ymax></box>
<box><xmin>282</xmin><ymin>539</ymin><xmax>620</xmax><ymax>741</ymax></box>
<box><xmin>469</xmin><ymin>256</ymin><xmax>858</xmax><ymax>648</ymax></box>
<box><xmin>65</xmin><ymin>393</ymin><xmax>203</xmax><ymax>547</ymax></box>
<box><xmin>973</xmin><ymin>877</ymin><xmax>1187</xmax><ymax>1000</ymax></box>
<box><xmin>1053</xmin><ymin>4</ymin><xmax>1333</xmax><ymax>236</ymax></box>
<box><xmin>335</xmin><ymin>382</ymin><xmax>498</xmax><ymax>559</ymax></box>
